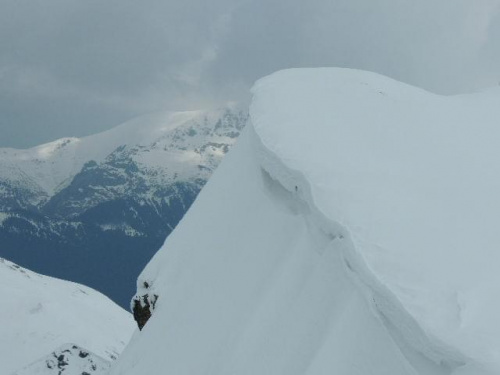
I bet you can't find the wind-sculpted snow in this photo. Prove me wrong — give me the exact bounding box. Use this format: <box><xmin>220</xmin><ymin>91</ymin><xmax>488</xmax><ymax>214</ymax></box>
<box><xmin>250</xmin><ymin>68</ymin><xmax>500</xmax><ymax>373</ymax></box>
<box><xmin>111</xmin><ymin>69</ymin><xmax>500</xmax><ymax>375</ymax></box>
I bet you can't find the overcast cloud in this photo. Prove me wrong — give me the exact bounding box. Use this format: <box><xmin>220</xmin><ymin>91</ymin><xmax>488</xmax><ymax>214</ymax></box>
<box><xmin>1</xmin><ymin>0</ymin><xmax>500</xmax><ymax>147</ymax></box>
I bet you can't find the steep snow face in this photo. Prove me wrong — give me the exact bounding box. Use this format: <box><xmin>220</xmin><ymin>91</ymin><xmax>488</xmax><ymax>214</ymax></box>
<box><xmin>250</xmin><ymin>69</ymin><xmax>500</xmax><ymax>372</ymax></box>
<box><xmin>0</xmin><ymin>258</ymin><xmax>135</xmax><ymax>374</ymax></box>
<box><xmin>110</xmin><ymin>69</ymin><xmax>500</xmax><ymax>375</ymax></box>
<box><xmin>113</xmin><ymin>124</ymin><xmax>419</xmax><ymax>375</ymax></box>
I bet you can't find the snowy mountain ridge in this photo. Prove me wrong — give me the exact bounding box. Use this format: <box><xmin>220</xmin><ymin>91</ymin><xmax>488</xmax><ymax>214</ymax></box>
<box><xmin>0</xmin><ymin>106</ymin><xmax>246</xmax><ymax>207</ymax></box>
<box><xmin>113</xmin><ymin>69</ymin><xmax>500</xmax><ymax>375</ymax></box>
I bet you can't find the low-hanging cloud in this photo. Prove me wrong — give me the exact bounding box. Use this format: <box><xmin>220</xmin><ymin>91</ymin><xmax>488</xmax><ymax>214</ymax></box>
<box><xmin>1</xmin><ymin>0</ymin><xmax>500</xmax><ymax>147</ymax></box>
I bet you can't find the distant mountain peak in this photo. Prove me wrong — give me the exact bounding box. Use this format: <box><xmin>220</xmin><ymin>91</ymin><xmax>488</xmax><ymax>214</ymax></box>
<box><xmin>0</xmin><ymin>105</ymin><xmax>247</xmax><ymax>197</ymax></box>
<box><xmin>0</xmin><ymin>106</ymin><xmax>247</xmax><ymax>307</ymax></box>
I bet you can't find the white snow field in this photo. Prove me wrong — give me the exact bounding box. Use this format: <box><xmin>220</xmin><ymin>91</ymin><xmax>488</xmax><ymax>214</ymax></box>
<box><xmin>110</xmin><ymin>68</ymin><xmax>500</xmax><ymax>375</ymax></box>
<box><xmin>0</xmin><ymin>258</ymin><xmax>135</xmax><ymax>374</ymax></box>
<box><xmin>13</xmin><ymin>343</ymin><xmax>111</xmax><ymax>375</ymax></box>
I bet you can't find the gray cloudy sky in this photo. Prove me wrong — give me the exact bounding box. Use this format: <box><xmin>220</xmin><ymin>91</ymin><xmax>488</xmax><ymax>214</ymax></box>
<box><xmin>1</xmin><ymin>0</ymin><xmax>500</xmax><ymax>148</ymax></box>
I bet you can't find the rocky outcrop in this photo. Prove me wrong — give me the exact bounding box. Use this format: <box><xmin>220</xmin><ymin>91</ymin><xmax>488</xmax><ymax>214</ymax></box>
<box><xmin>14</xmin><ymin>343</ymin><xmax>111</xmax><ymax>375</ymax></box>
<box><xmin>132</xmin><ymin>282</ymin><xmax>158</xmax><ymax>330</ymax></box>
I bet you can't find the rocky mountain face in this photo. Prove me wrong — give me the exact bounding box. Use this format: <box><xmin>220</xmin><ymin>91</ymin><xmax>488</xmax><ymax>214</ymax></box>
<box><xmin>0</xmin><ymin>107</ymin><xmax>247</xmax><ymax>307</ymax></box>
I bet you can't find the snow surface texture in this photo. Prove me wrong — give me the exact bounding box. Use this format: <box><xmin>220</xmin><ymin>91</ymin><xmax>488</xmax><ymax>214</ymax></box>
<box><xmin>14</xmin><ymin>344</ymin><xmax>110</xmax><ymax>375</ymax></box>
<box><xmin>110</xmin><ymin>69</ymin><xmax>500</xmax><ymax>375</ymax></box>
<box><xmin>0</xmin><ymin>258</ymin><xmax>135</xmax><ymax>374</ymax></box>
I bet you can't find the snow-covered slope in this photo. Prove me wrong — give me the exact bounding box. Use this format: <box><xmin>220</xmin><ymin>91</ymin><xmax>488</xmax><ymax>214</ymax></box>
<box><xmin>0</xmin><ymin>257</ymin><xmax>135</xmax><ymax>374</ymax></box>
<box><xmin>111</xmin><ymin>69</ymin><xmax>500</xmax><ymax>375</ymax></box>
<box><xmin>14</xmin><ymin>344</ymin><xmax>111</xmax><ymax>375</ymax></box>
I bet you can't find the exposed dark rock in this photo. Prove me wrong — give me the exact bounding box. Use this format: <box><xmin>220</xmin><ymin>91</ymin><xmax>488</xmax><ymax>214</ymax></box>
<box><xmin>18</xmin><ymin>343</ymin><xmax>111</xmax><ymax>375</ymax></box>
<box><xmin>132</xmin><ymin>293</ymin><xmax>158</xmax><ymax>330</ymax></box>
<box><xmin>56</xmin><ymin>353</ymin><xmax>68</xmax><ymax>369</ymax></box>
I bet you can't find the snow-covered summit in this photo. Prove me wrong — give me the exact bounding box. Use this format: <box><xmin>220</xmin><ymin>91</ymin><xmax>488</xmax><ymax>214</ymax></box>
<box><xmin>111</xmin><ymin>69</ymin><xmax>500</xmax><ymax>375</ymax></box>
<box><xmin>0</xmin><ymin>257</ymin><xmax>135</xmax><ymax>374</ymax></box>
<box><xmin>251</xmin><ymin>68</ymin><xmax>500</xmax><ymax>371</ymax></box>
<box><xmin>0</xmin><ymin>106</ymin><xmax>246</xmax><ymax>202</ymax></box>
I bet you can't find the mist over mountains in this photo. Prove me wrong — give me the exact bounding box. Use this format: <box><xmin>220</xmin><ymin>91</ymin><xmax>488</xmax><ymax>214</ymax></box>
<box><xmin>2</xmin><ymin>0</ymin><xmax>500</xmax><ymax>148</ymax></box>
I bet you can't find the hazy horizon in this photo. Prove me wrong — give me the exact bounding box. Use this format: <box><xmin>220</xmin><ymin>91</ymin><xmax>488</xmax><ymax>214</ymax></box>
<box><xmin>2</xmin><ymin>0</ymin><xmax>500</xmax><ymax>148</ymax></box>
